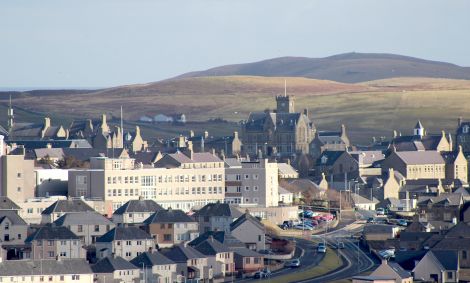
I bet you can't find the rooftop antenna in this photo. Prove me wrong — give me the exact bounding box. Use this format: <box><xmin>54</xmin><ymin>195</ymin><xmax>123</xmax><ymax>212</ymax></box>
<box><xmin>284</xmin><ymin>79</ymin><xmax>287</xmax><ymax>97</ymax></box>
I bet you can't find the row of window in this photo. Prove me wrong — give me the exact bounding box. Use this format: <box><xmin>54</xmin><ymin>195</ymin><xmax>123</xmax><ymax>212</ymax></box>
<box><xmin>107</xmin><ymin>187</ymin><xmax>224</xmax><ymax>198</ymax></box>
<box><xmin>36</xmin><ymin>240</ymin><xmax>79</xmax><ymax>246</ymax></box>
<box><xmin>0</xmin><ymin>275</ymin><xmax>81</xmax><ymax>282</ymax></box>
<box><xmin>108</xmin><ymin>174</ymin><xmax>224</xmax><ymax>186</ymax></box>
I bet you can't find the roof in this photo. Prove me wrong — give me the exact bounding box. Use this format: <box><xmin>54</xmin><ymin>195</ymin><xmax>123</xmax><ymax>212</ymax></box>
<box><xmin>352</xmin><ymin>193</ymin><xmax>378</xmax><ymax>205</ymax></box>
<box><xmin>363</xmin><ymin>224</ymin><xmax>397</xmax><ymax>234</ymax></box>
<box><xmin>113</xmin><ymin>199</ymin><xmax>163</xmax><ymax>215</ymax></box>
<box><xmin>193</xmin><ymin>237</ymin><xmax>231</xmax><ymax>255</ymax></box>
<box><xmin>316</xmin><ymin>150</ymin><xmax>344</xmax><ymax>166</ymax></box>
<box><xmin>417</xmin><ymin>193</ymin><xmax>463</xmax><ymax>207</ymax></box>
<box><xmin>429</xmin><ymin>250</ymin><xmax>459</xmax><ymax>270</ymax></box>
<box><xmin>351</xmin><ymin>275</ymin><xmax>396</xmax><ymax>281</ymax></box>
<box><xmin>0</xmin><ymin>196</ymin><xmax>20</xmax><ymax>210</ymax></box>
<box><xmin>160</xmin><ymin>244</ymin><xmax>207</xmax><ymax>262</ymax></box>
<box><xmin>92</xmin><ymin>256</ymin><xmax>138</xmax><ymax>273</ymax></box>
<box><xmin>278</xmin><ymin>163</ymin><xmax>298</xmax><ymax>176</ymax></box>
<box><xmin>165</xmin><ymin>152</ymin><xmax>222</xmax><ymax>164</ymax></box>
<box><xmin>278</xmin><ymin>186</ymin><xmax>293</xmax><ymax>195</ymax></box>
<box><xmin>395</xmin><ymin>250</ymin><xmax>427</xmax><ymax>270</ymax></box>
<box><xmin>415</xmin><ymin>120</ymin><xmax>424</xmax><ymax>129</ymax></box>
<box><xmin>189</xmin><ymin>231</ymin><xmax>245</xmax><ymax>248</ymax></box>
<box><xmin>143</xmin><ymin>208</ymin><xmax>195</xmax><ymax>224</ymax></box>
<box><xmin>0</xmin><ymin>210</ymin><xmax>27</xmax><ymax>225</ymax></box>
<box><xmin>8</xmin><ymin>140</ymin><xmax>92</xmax><ymax>150</ymax></box>
<box><xmin>96</xmin><ymin>227</ymin><xmax>152</xmax><ymax>242</ymax></box>
<box><xmin>224</xmin><ymin>158</ymin><xmax>243</xmax><ymax>168</ymax></box>
<box><xmin>0</xmin><ymin>259</ymin><xmax>92</xmax><ymax>276</ymax></box>
<box><xmin>349</xmin><ymin>151</ymin><xmax>384</xmax><ymax>165</ymax></box>
<box><xmin>230</xmin><ymin>212</ymin><xmax>265</xmax><ymax>232</ymax></box>
<box><xmin>54</xmin><ymin>211</ymin><xmax>113</xmax><ymax>226</ymax></box>
<box><xmin>130</xmin><ymin>251</ymin><xmax>175</xmax><ymax>267</ymax></box>
<box><xmin>394</xmin><ymin>151</ymin><xmax>445</xmax><ymax>165</ymax></box>
<box><xmin>387</xmin><ymin>261</ymin><xmax>412</xmax><ymax>279</ymax></box>
<box><xmin>193</xmin><ymin>202</ymin><xmax>242</xmax><ymax>218</ymax></box>
<box><xmin>391</xmin><ymin>135</ymin><xmax>445</xmax><ymax>152</ymax></box>
<box><xmin>25</xmin><ymin>226</ymin><xmax>79</xmax><ymax>242</ymax></box>
<box><xmin>41</xmin><ymin>199</ymin><xmax>95</xmax><ymax>215</ymax></box>
<box><xmin>230</xmin><ymin>247</ymin><xmax>262</xmax><ymax>257</ymax></box>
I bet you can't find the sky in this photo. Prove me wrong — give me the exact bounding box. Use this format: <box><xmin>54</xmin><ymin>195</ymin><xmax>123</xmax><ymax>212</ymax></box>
<box><xmin>1</xmin><ymin>0</ymin><xmax>469</xmax><ymax>89</ymax></box>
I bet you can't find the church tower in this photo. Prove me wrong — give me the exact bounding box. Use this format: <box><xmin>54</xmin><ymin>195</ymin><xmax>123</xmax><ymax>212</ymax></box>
<box><xmin>276</xmin><ymin>95</ymin><xmax>295</xmax><ymax>113</ymax></box>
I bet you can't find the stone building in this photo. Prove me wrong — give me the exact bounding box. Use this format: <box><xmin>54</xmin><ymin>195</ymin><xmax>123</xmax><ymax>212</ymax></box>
<box><xmin>68</xmin><ymin>114</ymin><xmax>124</xmax><ymax>150</ymax></box>
<box><xmin>242</xmin><ymin>95</ymin><xmax>315</xmax><ymax>157</ymax></box>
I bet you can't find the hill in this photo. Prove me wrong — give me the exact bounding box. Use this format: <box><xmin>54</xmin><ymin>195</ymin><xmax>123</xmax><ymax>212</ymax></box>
<box><xmin>2</xmin><ymin>76</ymin><xmax>470</xmax><ymax>143</ymax></box>
<box><xmin>177</xmin><ymin>53</ymin><xmax>470</xmax><ymax>83</ymax></box>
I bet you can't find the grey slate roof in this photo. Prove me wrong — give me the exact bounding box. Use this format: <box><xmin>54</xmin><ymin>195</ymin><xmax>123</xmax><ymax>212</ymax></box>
<box><xmin>394</xmin><ymin>250</ymin><xmax>427</xmax><ymax>270</ymax></box>
<box><xmin>0</xmin><ymin>196</ymin><xmax>20</xmax><ymax>210</ymax></box>
<box><xmin>387</xmin><ymin>261</ymin><xmax>411</xmax><ymax>279</ymax></box>
<box><xmin>96</xmin><ymin>227</ymin><xmax>152</xmax><ymax>242</ymax></box>
<box><xmin>395</xmin><ymin>151</ymin><xmax>445</xmax><ymax>165</ymax></box>
<box><xmin>25</xmin><ymin>226</ymin><xmax>79</xmax><ymax>242</ymax></box>
<box><xmin>92</xmin><ymin>256</ymin><xmax>139</xmax><ymax>273</ymax></box>
<box><xmin>316</xmin><ymin>150</ymin><xmax>344</xmax><ymax>166</ymax></box>
<box><xmin>113</xmin><ymin>199</ymin><xmax>163</xmax><ymax>215</ymax></box>
<box><xmin>54</xmin><ymin>211</ymin><xmax>113</xmax><ymax>226</ymax></box>
<box><xmin>0</xmin><ymin>259</ymin><xmax>92</xmax><ymax>276</ymax></box>
<box><xmin>193</xmin><ymin>202</ymin><xmax>242</xmax><ymax>219</ymax></box>
<box><xmin>363</xmin><ymin>224</ymin><xmax>397</xmax><ymax>234</ymax></box>
<box><xmin>430</xmin><ymin>250</ymin><xmax>459</xmax><ymax>270</ymax></box>
<box><xmin>41</xmin><ymin>199</ymin><xmax>95</xmax><ymax>215</ymax></box>
<box><xmin>130</xmin><ymin>251</ymin><xmax>175</xmax><ymax>267</ymax></box>
<box><xmin>417</xmin><ymin>193</ymin><xmax>463</xmax><ymax>207</ymax></box>
<box><xmin>0</xmin><ymin>210</ymin><xmax>27</xmax><ymax>225</ymax></box>
<box><xmin>230</xmin><ymin>212</ymin><xmax>265</xmax><ymax>232</ymax></box>
<box><xmin>189</xmin><ymin>231</ymin><xmax>245</xmax><ymax>248</ymax></box>
<box><xmin>193</xmin><ymin>237</ymin><xmax>231</xmax><ymax>255</ymax></box>
<box><xmin>143</xmin><ymin>208</ymin><xmax>195</xmax><ymax>224</ymax></box>
<box><xmin>160</xmin><ymin>244</ymin><xmax>207</xmax><ymax>262</ymax></box>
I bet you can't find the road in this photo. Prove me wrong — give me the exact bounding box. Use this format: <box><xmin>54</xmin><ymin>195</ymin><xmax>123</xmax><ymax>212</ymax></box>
<box><xmin>239</xmin><ymin>238</ymin><xmax>325</xmax><ymax>282</ymax></box>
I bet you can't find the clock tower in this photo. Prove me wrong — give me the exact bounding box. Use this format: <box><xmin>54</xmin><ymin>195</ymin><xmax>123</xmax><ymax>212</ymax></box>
<box><xmin>276</xmin><ymin>95</ymin><xmax>295</xmax><ymax>113</ymax></box>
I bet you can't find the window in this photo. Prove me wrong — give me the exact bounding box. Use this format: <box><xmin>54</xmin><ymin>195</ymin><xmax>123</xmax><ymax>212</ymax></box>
<box><xmin>126</xmin><ymin>241</ymin><xmax>131</xmax><ymax>245</ymax></box>
<box><xmin>17</xmin><ymin>187</ymin><xmax>21</xmax><ymax>192</ymax></box>
<box><xmin>463</xmin><ymin>250</ymin><xmax>468</xmax><ymax>259</ymax></box>
<box><xmin>244</xmin><ymin>174</ymin><xmax>249</xmax><ymax>179</ymax></box>
<box><xmin>94</xmin><ymin>225</ymin><xmax>100</xmax><ymax>232</ymax></box>
<box><xmin>77</xmin><ymin>225</ymin><xmax>83</xmax><ymax>232</ymax></box>
<box><xmin>60</xmin><ymin>275</ymin><xmax>65</xmax><ymax>281</ymax></box>
<box><xmin>48</xmin><ymin>251</ymin><xmax>54</xmax><ymax>257</ymax></box>
<box><xmin>253</xmin><ymin>174</ymin><xmax>259</xmax><ymax>180</ymax></box>
<box><xmin>236</xmin><ymin>174</ymin><xmax>241</xmax><ymax>180</ymax></box>
<box><xmin>60</xmin><ymin>252</ymin><xmax>66</xmax><ymax>257</ymax></box>
<box><xmin>4</xmin><ymin>222</ymin><xmax>9</xmax><ymax>230</ymax></box>
<box><xmin>245</xmin><ymin>186</ymin><xmax>250</xmax><ymax>191</ymax></box>
<box><xmin>125</xmin><ymin>252</ymin><xmax>131</xmax><ymax>257</ymax></box>
<box><xmin>448</xmin><ymin>272</ymin><xmax>453</xmax><ymax>279</ymax></box>
<box><xmin>17</xmin><ymin>172</ymin><xmax>22</xmax><ymax>178</ymax></box>
<box><xmin>48</xmin><ymin>240</ymin><xmax>53</xmax><ymax>246</ymax></box>
<box><xmin>164</xmin><ymin>234</ymin><xmax>172</xmax><ymax>241</ymax></box>
<box><xmin>71</xmin><ymin>275</ymin><xmax>80</xmax><ymax>280</ymax></box>
<box><xmin>253</xmin><ymin>186</ymin><xmax>259</xmax><ymax>191</ymax></box>
<box><xmin>18</xmin><ymin>234</ymin><xmax>21</xmax><ymax>240</ymax></box>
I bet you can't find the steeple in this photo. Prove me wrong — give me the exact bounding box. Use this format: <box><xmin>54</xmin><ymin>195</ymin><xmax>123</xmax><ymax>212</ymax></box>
<box><xmin>7</xmin><ymin>95</ymin><xmax>14</xmax><ymax>133</ymax></box>
<box><xmin>413</xmin><ymin>120</ymin><xmax>425</xmax><ymax>137</ymax></box>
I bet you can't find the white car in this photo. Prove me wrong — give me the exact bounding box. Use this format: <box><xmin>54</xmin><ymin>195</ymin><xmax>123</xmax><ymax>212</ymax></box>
<box><xmin>293</xmin><ymin>224</ymin><xmax>313</xmax><ymax>231</ymax></box>
<box><xmin>317</xmin><ymin>246</ymin><xmax>327</xmax><ymax>253</ymax></box>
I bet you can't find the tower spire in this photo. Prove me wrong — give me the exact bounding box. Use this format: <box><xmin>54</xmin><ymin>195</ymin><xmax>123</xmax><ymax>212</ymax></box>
<box><xmin>284</xmin><ymin>79</ymin><xmax>287</xmax><ymax>97</ymax></box>
<box><xmin>120</xmin><ymin>105</ymin><xmax>124</xmax><ymax>148</ymax></box>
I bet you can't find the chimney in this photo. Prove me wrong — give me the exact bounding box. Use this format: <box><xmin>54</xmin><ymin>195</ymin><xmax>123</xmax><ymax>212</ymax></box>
<box><xmin>303</xmin><ymin>109</ymin><xmax>308</xmax><ymax>117</ymax></box>
<box><xmin>459</xmin><ymin>117</ymin><xmax>463</xmax><ymax>127</ymax></box>
<box><xmin>233</xmin><ymin>131</ymin><xmax>239</xmax><ymax>139</ymax></box>
<box><xmin>393</xmin><ymin>130</ymin><xmax>397</xmax><ymax>139</ymax></box>
<box><xmin>44</xmin><ymin>117</ymin><xmax>51</xmax><ymax>129</ymax></box>
<box><xmin>46</xmin><ymin>143</ymin><xmax>52</xmax><ymax>149</ymax></box>
<box><xmin>189</xmin><ymin>130</ymin><xmax>194</xmax><ymax>138</ymax></box>
<box><xmin>204</xmin><ymin>131</ymin><xmax>209</xmax><ymax>139</ymax></box>
<box><xmin>211</xmin><ymin>148</ymin><xmax>216</xmax><ymax>156</ymax></box>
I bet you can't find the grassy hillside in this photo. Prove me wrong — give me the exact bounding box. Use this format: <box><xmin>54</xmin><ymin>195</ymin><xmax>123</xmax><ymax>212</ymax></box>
<box><xmin>1</xmin><ymin>76</ymin><xmax>469</xmax><ymax>144</ymax></box>
<box><xmin>177</xmin><ymin>53</ymin><xmax>470</xmax><ymax>83</ymax></box>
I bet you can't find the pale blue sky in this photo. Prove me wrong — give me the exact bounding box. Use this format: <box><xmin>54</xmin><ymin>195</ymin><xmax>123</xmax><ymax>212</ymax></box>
<box><xmin>1</xmin><ymin>0</ymin><xmax>469</xmax><ymax>89</ymax></box>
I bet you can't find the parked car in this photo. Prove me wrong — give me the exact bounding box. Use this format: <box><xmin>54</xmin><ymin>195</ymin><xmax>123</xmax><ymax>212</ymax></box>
<box><xmin>294</xmin><ymin>224</ymin><xmax>313</xmax><ymax>231</ymax></box>
<box><xmin>376</xmin><ymin>208</ymin><xmax>385</xmax><ymax>215</ymax></box>
<box><xmin>285</xmin><ymin>259</ymin><xmax>301</xmax><ymax>268</ymax></box>
<box><xmin>262</xmin><ymin>268</ymin><xmax>272</xmax><ymax>277</ymax></box>
<box><xmin>338</xmin><ymin>242</ymin><xmax>345</xmax><ymax>249</ymax></box>
<box><xmin>253</xmin><ymin>271</ymin><xmax>264</xmax><ymax>279</ymax></box>
<box><xmin>367</xmin><ymin>217</ymin><xmax>375</xmax><ymax>223</ymax></box>
<box><xmin>397</xmin><ymin>219</ymin><xmax>408</xmax><ymax>226</ymax></box>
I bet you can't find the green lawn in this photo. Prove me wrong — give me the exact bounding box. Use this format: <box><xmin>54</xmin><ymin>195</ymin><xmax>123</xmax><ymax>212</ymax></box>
<box><xmin>262</xmin><ymin>248</ymin><xmax>343</xmax><ymax>283</ymax></box>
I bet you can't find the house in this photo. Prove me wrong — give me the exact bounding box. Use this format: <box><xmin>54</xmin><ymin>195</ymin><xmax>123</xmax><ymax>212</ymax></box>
<box><xmin>130</xmin><ymin>251</ymin><xmax>178</xmax><ymax>283</ymax></box>
<box><xmin>0</xmin><ymin>259</ymin><xmax>94</xmax><ymax>283</ymax></box>
<box><xmin>309</xmin><ymin>125</ymin><xmax>350</xmax><ymax>159</ymax></box>
<box><xmin>95</xmin><ymin>226</ymin><xmax>154</xmax><ymax>260</ymax></box>
<box><xmin>41</xmin><ymin>198</ymin><xmax>96</xmax><ymax>224</ymax></box>
<box><xmin>432</xmin><ymin>221</ymin><xmax>470</xmax><ymax>272</ymax></box>
<box><xmin>189</xmin><ymin>231</ymin><xmax>246</xmax><ymax>249</ymax></box>
<box><xmin>8</xmin><ymin>117</ymin><xmax>67</xmax><ymax>141</ymax></box>
<box><xmin>54</xmin><ymin>211</ymin><xmax>115</xmax><ymax>246</ymax></box>
<box><xmin>230</xmin><ymin>211</ymin><xmax>266</xmax><ymax>251</ymax></box>
<box><xmin>413</xmin><ymin>250</ymin><xmax>459</xmax><ymax>282</ymax></box>
<box><xmin>441</xmin><ymin>146</ymin><xmax>468</xmax><ymax>183</ymax></box>
<box><xmin>204</xmin><ymin>131</ymin><xmax>242</xmax><ymax>157</ymax></box>
<box><xmin>352</xmin><ymin>275</ymin><xmax>396</xmax><ymax>283</ymax></box>
<box><xmin>363</xmin><ymin>224</ymin><xmax>400</xmax><ymax>241</ymax></box>
<box><xmin>68</xmin><ymin>114</ymin><xmax>124</xmax><ymax>150</ymax></box>
<box><xmin>91</xmin><ymin>255</ymin><xmax>140</xmax><ymax>283</ymax></box>
<box><xmin>192</xmin><ymin>237</ymin><xmax>235</xmax><ymax>278</ymax></box>
<box><xmin>0</xmin><ymin>196</ymin><xmax>21</xmax><ymax>211</ymax></box>
<box><xmin>160</xmin><ymin>243</ymin><xmax>212</xmax><ymax>282</ymax></box>
<box><xmin>351</xmin><ymin>193</ymin><xmax>379</xmax><ymax>211</ymax></box>
<box><xmin>231</xmin><ymin>247</ymin><xmax>264</xmax><ymax>274</ymax></box>
<box><xmin>242</xmin><ymin>95</ymin><xmax>315</xmax><ymax>157</ymax></box>
<box><xmin>193</xmin><ymin>202</ymin><xmax>242</xmax><ymax>234</ymax></box>
<box><xmin>0</xmin><ymin>148</ymin><xmax>35</xmax><ymax>204</ymax></box>
<box><xmin>416</xmin><ymin>193</ymin><xmax>464</xmax><ymax>226</ymax></box>
<box><xmin>366</xmin><ymin>259</ymin><xmax>413</xmax><ymax>283</ymax></box>
<box><xmin>0</xmin><ymin>210</ymin><xmax>27</xmax><ymax>246</ymax></box>
<box><xmin>124</xmin><ymin>125</ymin><xmax>148</xmax><ymax>153</ymax></box>
<box><xmin>382</xmin><ymin>150</ymin><xmax>446</xmax><ymax>180</ymax></box>
<box><xmin>112</xmin><ymin>198</ymin><xmax>164</xmax><ymax>225</ymax></box>
<box><xmin>457</xmin><ymin>118</ymin><xmax>470</xmax><ymax>155</ymax></box>
<box><xmin>143</xmin><ymin>208</ymin><xmax>199</xmax><ymax>248</ymax></box>
<box><xmin>25</xmin><ymin>225</ymin><xmax>86</xmax><ymax>260</ymax></box>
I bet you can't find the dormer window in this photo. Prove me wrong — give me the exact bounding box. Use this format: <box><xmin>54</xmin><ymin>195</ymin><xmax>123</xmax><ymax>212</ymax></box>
<box><xmin>464</xmin><ymin>125</ymin><xmax>469</xmax><ymax>134</ymax></box>
<box><xmin>321</xmin><ymin>156</ymin><xmax>328</xmax><ymax>164</ymax></box>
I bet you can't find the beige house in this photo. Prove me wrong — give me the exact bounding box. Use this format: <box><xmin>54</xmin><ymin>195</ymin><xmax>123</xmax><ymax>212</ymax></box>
<box><xmin>278</xmin><ymin>162</ymin><xmax>299</xmax><ymax>179</ymax></box>
<box><xmin>68</xmin><ymin>152</ymin><xmax>225</xmax><ymax>211</ymax></box>
<box><xmin>230</xmin><ymin>212</ymin><xmax>266</xmax><ymax>251</ymax></box>
<box><xmin>130</xmin><ymin>251</ymin><xmax>178</xmax><ymax>283</ymax></box>
<box><xmin>91</xmin><ymin>256</ymin><xmax>140</xmax><ymax>283</ymax></box>
<box><xmin>413</xmin><ymin>250</ymin><xmax>459</xmax><ymax>282</ymax></box>
<box><xmin>124</xmin><ymin>125</ymin><xmax>148</xmax><ymax>153</ymax></box>
<box><xmin>0</xmin><ymin>210</ymin><xmax>28</xmax><ymax>245</ymax></box>
<box><xmin>68</xmin><ymin>114</ymin><xmax>124</xmax><ymax>150</ymax></box>
<box><xmin>309</xmin><ymin>125</ymin><xmax>351</xmax><ymax>159</ymax></box>
<box><xmin>368</xmin><ymin>260</ymin><xmax>413</xmax><ymax>283</ymax></box>
<box><xmin>95</xmin><ymin>226</ymin><xmax>154</xmax><ymax>260</ymax></box>
<box><xmin>112</xmin><ymin>198</ymin><xmax>163</xmax><ymax>224</ymax></box>
<box><xmin>193</xmin><ymin>237</ymin><xmax>235</xmax><ymax>278</ymax></box>
<box><xmin>8</xmin><ymin>117</ymin><xmax>67</xmax><ymax>141</ymax></box>
<box><xmin>54</xmin><ymin>211</ymin><xmax>115</xmax><ymax>246</ymax></box>
<box><xmin>25</xmin><ymin>226</ymin><xmax>86</xmax><ymax>260</ymax></box>
<box><xmin>224</xmin><ymin>158</ymin><xmax>279</xmax><ymax>207</ymax></box>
